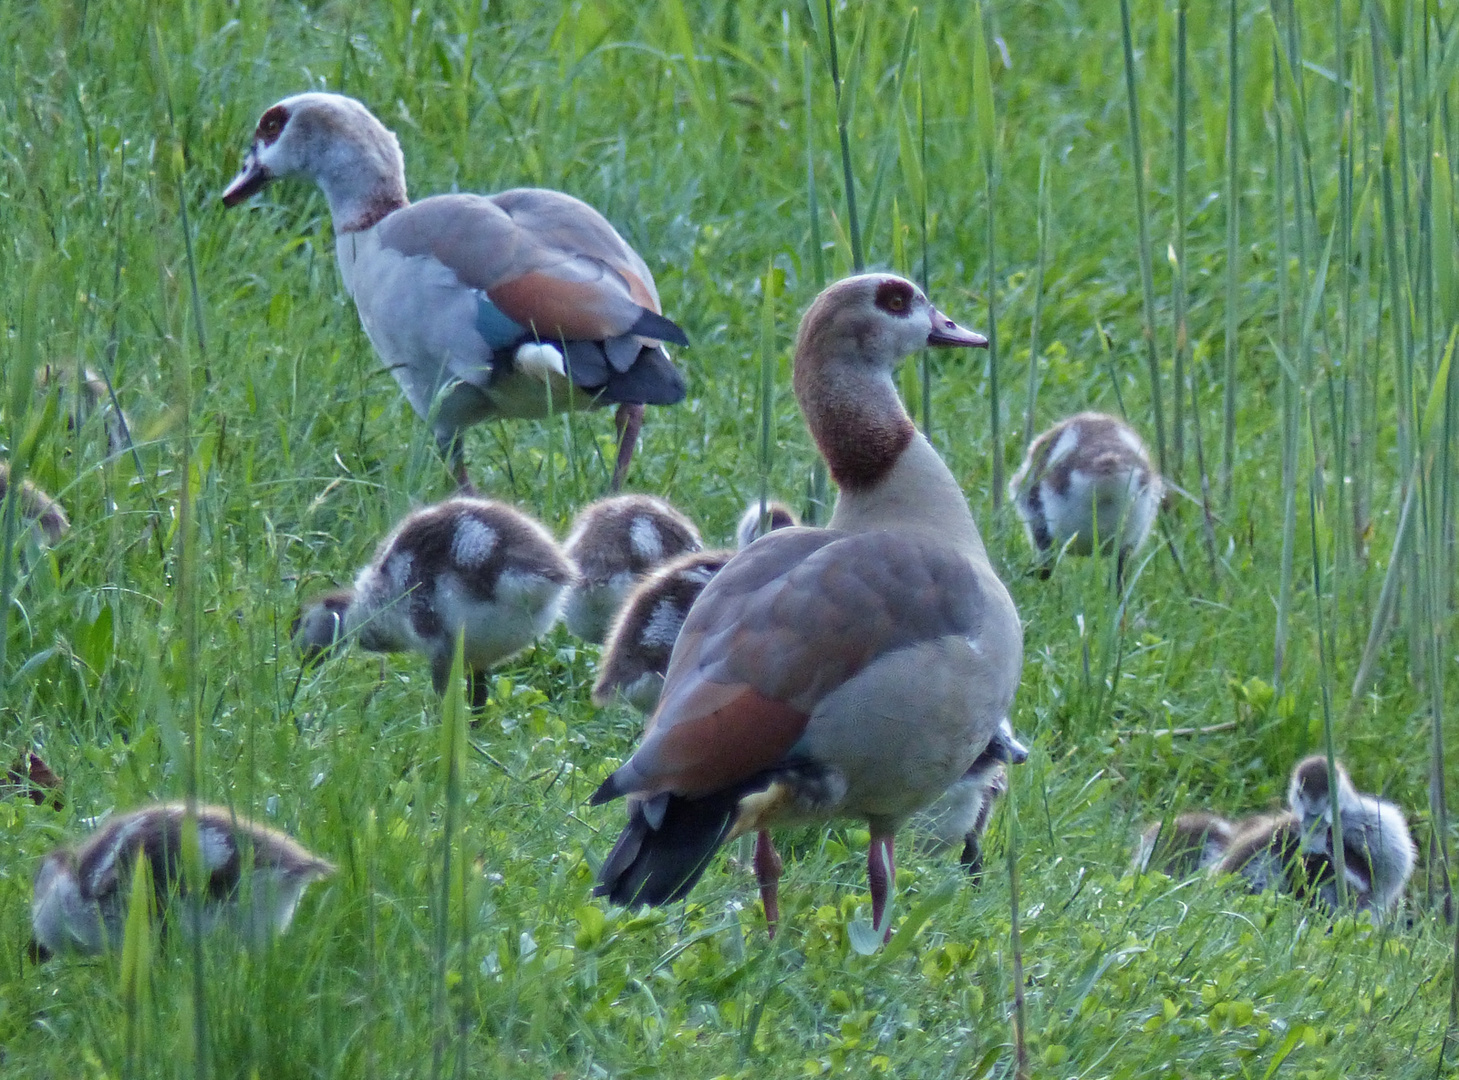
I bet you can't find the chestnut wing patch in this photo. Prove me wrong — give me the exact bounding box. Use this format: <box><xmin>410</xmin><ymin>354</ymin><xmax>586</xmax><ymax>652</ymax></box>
<box><xmin>610</xmin><ymin>528</ymin><xmax>988</xmax><ymax>799</ymax></box>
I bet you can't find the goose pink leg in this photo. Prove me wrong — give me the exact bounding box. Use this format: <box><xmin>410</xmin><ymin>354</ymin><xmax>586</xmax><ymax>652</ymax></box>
<box><xmin>868</xmin><ymin>832</ymin><xmax>896</xmax><ymax>942</ymax></box>
<box><xmin>611</xmin><ymin>403</ymin><xmax>643</xmax><ymax>491</ymax></box>
<box><xmin>753</xmin><ymin>829</ymin><xmax>784</xmax><ymax>937</ymax></box>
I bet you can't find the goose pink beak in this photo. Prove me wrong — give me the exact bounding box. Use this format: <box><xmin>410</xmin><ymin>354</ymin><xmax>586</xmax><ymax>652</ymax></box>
<box><xmin>221</xmin><ymin>151</ymin><xmax>271</xmax><ymax>207</ymax></box>
<box><xmin>926</xmin><ymin>309</ymin><xmax>989</xmax><ymax>348</ymax></box>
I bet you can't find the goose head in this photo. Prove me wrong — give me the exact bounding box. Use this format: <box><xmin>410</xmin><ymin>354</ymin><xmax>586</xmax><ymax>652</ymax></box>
<box><xmin>792</xmin><ymin>274</ymin><xmax>986</xmax><ymax>497</ymax></box>
<box><xmin>223</xmin><ymin>93</ymin><xmax>408</xmax><ymax>231</ymax></box>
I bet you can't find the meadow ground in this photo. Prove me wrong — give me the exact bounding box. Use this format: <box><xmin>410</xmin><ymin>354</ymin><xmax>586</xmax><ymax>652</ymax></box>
<box><xmin>1</xmin><ymin>0</ymin><xmax>1456</xmax><ymax>1076</ymax></box>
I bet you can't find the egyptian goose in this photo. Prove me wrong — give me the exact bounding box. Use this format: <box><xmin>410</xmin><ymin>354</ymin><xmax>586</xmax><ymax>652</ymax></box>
<box><xmin>222</xmin><ymin>92</ymin><xmax>687</xmax><ymax>490</ymax></box>
<box><xmin>593</xmin><ymin>499</ymin><xmax>800</xmax><ymax>712</ymax></box>
<box><xmin>913</xmin><ymin>719</ymin><xmax>1028</xmax><ymax>882</ymax></box>
<box><xmin>31</xmin><ymin>802</ymin><xmax>333</xmax><ymax>958</ymax></box>
<box><xmin>1009</xmin><ymin>412</ymin><xmax>1162</xmax><ymax>581</ymax></box>
<box><xmin>1285</xmin><ymin>755</ymin><xmax>1415</xmax><ymax>913</ymax></box>
<box><xmin>0</xmin><ymin>463</ymin><xmax>68</xmax><ymax>546</ymax></box>
<box><xmin>1131</xmin><ymin>811</ymin><xmax>1235</xmax><ymax>878</ymax></box>
<box><xmin>295</xmin><ymin>497</ymin><xmax>575</xmax><ymax>706</ymax></box>
<box><xmin>591</xmin><ymin>274</ymin><xmax>1021</xmax><ymax>941</ymax></box>
<box><xmin>561</xmin><ymin>494</ymin><xmax>702</xmax><ymax>643</ymax></box>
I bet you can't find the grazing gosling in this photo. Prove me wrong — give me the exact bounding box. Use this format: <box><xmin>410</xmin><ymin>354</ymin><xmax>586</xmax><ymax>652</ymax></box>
<box><xmin>913</xmin><ymin>719</ymin><xmax>1029</xmax><ymax>882</ymax></box>
<box><xmin>734</xmin><ymin>499</ymin><xmax>800</xmax><ymax>550</ymax></box>
<box><xmin>1211</xmin><ymin>811</ymin><xmax>1353</xmax><ymax>909</ymax></box>
<box><xmin>295</xmin><ymin>498</ymin><xmax>575</xmax><ymax>706</ymax></box>
<box><xmin>31</xmin><ymin>802</ymin><xmax>333</xmax><ymax>959</ymax></box>
<box><xmin>1131</xmin><ymin>811</ymin><xmax>1235</xmax><ymax>878</ymax></box>
<box><xmin>594</xmin><ymin>499</ymin><xmax>801</xmax><ymax>712</ymax></box>
<box><xmin>1009</xmin><ymin>412</ymin><xmax>1162</xmax><ymax>579</ymax></box>
<box><xmin>0</xmin><ymin>463</ymin><xmax>69</xmax><ymax>546</ymax></box>
<box><xmin>562</xmin><ymin>495</ymin><xmax>702</xmax><ymax>643</ymax></box>
<box><xmin>36</xmin><ymin>363</ymin><xmax>129</xmax><ymax>456</ymax></box>
<box><xmin>1286</xmin><ymin>755</ymin><xmax>1415</xmax><ymax>914</ymax></box>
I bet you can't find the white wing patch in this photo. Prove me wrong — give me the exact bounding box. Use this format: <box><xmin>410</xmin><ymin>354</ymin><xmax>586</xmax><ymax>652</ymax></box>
<box><xmin>452</xmin><ymin>518</ymin><xmax>498</xmax><ymax>568</ymax></box>
<box><xmin>514</xmin><ymin>342</ymin><xmax>567</xmax><ymax>382</ymax></box>
<box><xmin>628</xmin><ymin>517</ymin><xmax>664</xmax><ymax>562</ymax></box>
<box><xmin>641</xmin><ymin>597</ymin><xmax>689</xmax><ymax>647</ymax></box>
<box><xmin>1043</xmin><ymin>425</ymin><xmax>1082</xmax><ymax>472</ymax></box>
<box><xmin>387</xmin><ymin>551</ymin><xmax>414</xmax><ymax>589</ymax></box>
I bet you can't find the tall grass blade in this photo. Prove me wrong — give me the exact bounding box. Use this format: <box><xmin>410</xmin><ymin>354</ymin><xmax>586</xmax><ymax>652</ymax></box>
<box><xmin>1006</xmin><ymin>762</ymin><xmax>1029</xmax><ymax>1080</ymax></box>
<box><xmin>1118</xmin><ymin>0</ymin><xmax>1170</xmax><ymax>478</ymax></box>
<box><xmin>1221</xmin><ymin>0</ymin><xmax>1242</xmax><ymax>506</ymax></box>
<box><xmin>1171</xmin><ymin>0</ymin><xmax>1189</xmax><ymax>483</ymax></box>
<box><xmin>432</xmin><ymin>630</ymin><xmax>469</xmax><ymax>1079</ymax></box>
<box><xmin>120</xmin><ymin>856</ymin><xmax>156</xmax><ymax>1080</ymax></box>
<box><xmin>1309</xmin><ymin>409</ymin><xmax>1348</xmax><ymax>907</ymax></box>
<box><xmin>971</xmin><ymin>3</ymin><xmax>1003</xmax><ymax>506</ymax></box>
<box><xmin>758</xmin><ymin>261</ymin><xmax>779</xmax><ymax>531</ymax></box>
<box><xmin>1023</xmin><ymin>154</ymin><xmax>1050</xmax><ymax>452</ymax></box>
<box><xmin>822</xmin><ymin>0</ymin><xmax>863</xmax><ymax>272</ymax></box>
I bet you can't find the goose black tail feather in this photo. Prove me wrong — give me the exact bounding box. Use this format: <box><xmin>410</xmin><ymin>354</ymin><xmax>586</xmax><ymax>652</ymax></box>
<box><xmin>629</xmin><ymin>308</ymin><xmax>691</xmax><ymax>346</ymax></box>
<box><xmin>561</xmin><ymin>342</ymin><xmax>686</xmax><ymax>406</ymax></box>
<box><xmin>594</xmin><ymin>788</ymin><xmax>745</xmax><ymax>908</ymax></box>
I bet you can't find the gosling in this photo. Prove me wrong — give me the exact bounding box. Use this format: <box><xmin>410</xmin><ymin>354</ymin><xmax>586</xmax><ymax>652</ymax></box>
<box><xmin>31</xmin><ymin>802</ymin><xmax>333</xmax><ymax>958</ymax></box>
<box><xmin>1009</xmin><ymin>412</ymin><xmax>1162</xmax><ymax>581</ymax></box>
<box><xmin>593</xmin><ymin>499</ymin><xmax>800</xmax><ymax>712</ymax></box>
<box><xmin>561</xmin><ymin>494</ymin><xmax>701</xmax><ymax>643</ymax></box>
<box><xmin>295</xmin><ymin>498</ymin><xmax>575</xmax><ymax>706</ymax></box>
<box><xmin>1131</xmin><ymin>811</ymin><xmax>1235</xmax><ymax>878</ymax></box>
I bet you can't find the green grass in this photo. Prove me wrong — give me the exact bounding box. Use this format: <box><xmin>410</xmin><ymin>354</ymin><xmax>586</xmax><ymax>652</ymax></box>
<box><xmin>1</xmin><ymin>0</ymin><xmax>1456</xmax><ymax>1075</ymax></box>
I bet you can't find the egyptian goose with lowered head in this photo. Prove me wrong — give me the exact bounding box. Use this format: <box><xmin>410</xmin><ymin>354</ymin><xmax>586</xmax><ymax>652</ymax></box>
<box><xmin>1285</xmin><ymin>755</ymin><xmax>1415</xmax><ymax>913</ymax></box>
<box><xmin>561</xmin><ymin>494</ymin><xmax>703</xmax><ymax>643</ymax></box>
<box><xmin>294</xmin><ymin>497</ymin><xmax>575</xmax><ymax>707</ymax></box>
<box><xmin>592</xmin><ymin>499</ymin><xmax>800</xmax><ymax>712</ymax></box>
<box><xmin>31</xmin><ymin>802</ymin><xmax>333</xmax><ymax>958</ymax></box>
<box><xmin>222</xmin><ymin>93</ymin><xmax>687</xmax><ymax>490</ymax></box>
<box><xmin>590</xmin><ymin>274</ymin><xmax>1022</xmax><ymax>941</ymax></box>
<box><xmin>1009</xmin><ymin>412</ymin><xmax>1162</xmax><ymax>582</ymax></box>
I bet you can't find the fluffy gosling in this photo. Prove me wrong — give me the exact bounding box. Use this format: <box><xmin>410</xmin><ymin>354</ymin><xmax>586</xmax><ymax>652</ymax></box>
<box><xmin>1286</xmin><ymin>755</ymin><xmax>1415</xmax><ymax>914</ymax></box>
<box><xmin>593</xmin><ymin>499</ymin><xmax>801</xmax><ymax>712</ymax></box>
<box><xmin>1131</xmin><ymin>811</ymin><xmax>1235</xmax><ymax>878</ymax></box>
<box><xmin>913</xmin><ymin>719</ymin><xmax>1029</xmax><ymax>882</ymax></box>
<box><xmin>295</xmin><ymin>498</ymin><xmax>575</xmax><ymax>706</ymax></box>
<box><xmin>1009</xmin><ymin>412</ymin><xmax>1162</xmax><ymax>580</ymax></box>
<box><xmin>0</xmin><ymin>463</ymin><xmax>69</xmax><ymax>546</ymax></box>
<box><xmin>562</xmin><ymin>494</ymin><xmax>702</xmax><ymax>643</ymax></box>
<box><xmin>31</xmin><ymin>802</ymin><xmax>333</xmax><ymax>959</ymax></box>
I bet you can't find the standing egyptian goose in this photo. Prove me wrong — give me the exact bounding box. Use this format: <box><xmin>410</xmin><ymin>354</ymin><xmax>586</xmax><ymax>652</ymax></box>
<box><xmin>1009</xmin><ymin>412</ymin><xmax>1162</xmax><ymax>581</ymax></box>
<box><xmin>31</xmin><ymin>802</ymin><xmax>333</xmax><ymax>958</ymax></box>
<box><xmin>593</xmin><ymin>499</ymin><xmax>800</xmax><ymax>712</ymax></box>
<box><xmin>1131</xmin><ymin>811</ymin><xmax>1235</xmax><ymax>878</ymax></box>
<box><xmin>591</xmin><ymin>274</ymin><xmax>1021</xmax><ymax>942</ymax></box>
<box><xmin>0</xmin><ymin>463</ymin><xmax>68</xmax><ymax>546</ymax></box>
<box><xmin>1286</xmin><ymin>755</ymin><xmax>1415</xmax><ymax>913</ymax></box>
<box><xmin>913</xmin><ymin>719</ymin><xmax>1028</xmax><ymax>883</ymax></box>
<box><xmin>222</xmin><ymin>93</ymin><xmax>687</xmax><ymax>490</ymax></box>
<box><xmin>561</xmin><ymin>494</ymin><xmax>702</xmax><ymax>643</ymax></box>
<box><xmin>294</xmin><ymin>497</ymin><xmax>575</xmax><ymax>706</ymax></box>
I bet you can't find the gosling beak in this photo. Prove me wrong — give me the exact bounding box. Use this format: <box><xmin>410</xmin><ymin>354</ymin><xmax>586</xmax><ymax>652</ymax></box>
<box><xmin>989</xmin><ymin>719</ymin><xmax>1029</xmax><ymax>765</ymax></box>
<box><xmin>926</xmin><ymin>308</ymin><xmax>989</xmax><ymax>348</ymax></box>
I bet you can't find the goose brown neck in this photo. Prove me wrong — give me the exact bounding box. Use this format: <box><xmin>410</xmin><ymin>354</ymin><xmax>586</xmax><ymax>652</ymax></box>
<box><xmin>794</xmin><ymin>357</ymin><xmax>914</xmax><ymax>493</ymax></box>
